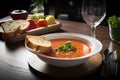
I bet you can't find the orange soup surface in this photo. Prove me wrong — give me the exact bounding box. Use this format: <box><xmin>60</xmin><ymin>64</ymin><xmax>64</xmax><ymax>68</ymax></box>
<box><xmin>45</xmin><ymin>38</ymin><xmax>91</xmax><ymax>58</ymax></box>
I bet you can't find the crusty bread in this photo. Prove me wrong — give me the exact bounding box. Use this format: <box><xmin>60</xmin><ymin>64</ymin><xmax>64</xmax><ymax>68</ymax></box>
<box><xmin>15</xmin><ymin>20</ymin><xmax>30</xmax><ymax>34</ymax></box>
<box><xmin>25</xmin><ymin>35</ymin><xmax>52</xmax><ymax>53</ymax></box>
<box><xmin>1</xmin><ymin>20</ymin><xmax>30</xmax><ymax>41</ymax></box>
<box><xmin>1</xmin><ymin>20</ymin><xmax>20</xmax><ymax>41</ymax></box>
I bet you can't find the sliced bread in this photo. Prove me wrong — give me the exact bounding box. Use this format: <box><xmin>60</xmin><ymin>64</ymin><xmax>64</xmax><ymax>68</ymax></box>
<box><xmin>15</xmin><ymin>20</ymin><xmax>30</xmax><ymax>34</ymax></box>
<box><xmin>1</xmin><ymin>20</ymin><xmax>20</xmax><ymax>41</ymax></box>
<box><xmin>1</xmin><ymin>20</ymin><xmax>30</xmax><ymax>41</ymax></box>
<box><xmin>25</xmin><ymin>35</ymin><xmax>52</xmax><ymax>53</ymax></box>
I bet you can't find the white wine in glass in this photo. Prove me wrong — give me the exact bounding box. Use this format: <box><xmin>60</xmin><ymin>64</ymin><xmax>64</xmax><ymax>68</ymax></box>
<box><xmin>81</xmin><ymin>0</ymin><xmax>106</xmax><ymax>38</ymax></box>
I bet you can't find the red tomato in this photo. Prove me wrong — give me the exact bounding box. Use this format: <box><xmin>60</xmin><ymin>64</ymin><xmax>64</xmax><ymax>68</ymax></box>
<box><xmin>36</xmin><ymin>19</ymin><xmax>47</xmax><ymax>27</ymax></box>
<box><xmin>27</xmin><ymin>19</ymin><xmax>37</xmax><ymax>30</ymax></box>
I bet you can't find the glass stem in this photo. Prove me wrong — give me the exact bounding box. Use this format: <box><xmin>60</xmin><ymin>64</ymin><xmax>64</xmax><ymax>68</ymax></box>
<box><xmin>91</xmin><ymin>25</ymin><xmax>96</xmax><ymax>38</ymax></box>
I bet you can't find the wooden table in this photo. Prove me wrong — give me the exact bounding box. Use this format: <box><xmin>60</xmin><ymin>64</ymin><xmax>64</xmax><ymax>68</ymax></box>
<box><xmin>0</xmin><ymin>18</ymin><xmax>120</xmax><ymax>80</ymax></box>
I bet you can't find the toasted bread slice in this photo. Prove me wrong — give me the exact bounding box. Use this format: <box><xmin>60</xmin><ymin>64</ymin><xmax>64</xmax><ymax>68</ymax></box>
<box><xmin>1</xmin><ymin>20</ymin><xmax>30</xmax><ymax>41</ymax></box>
<box><xmin>1</xmin><ymin>20</ymin><xmax>20</xmax><ymax>41</ymax></box>
<box><xmin>15</xmin><ymin>20</ymin><xmax>30</xmax><ymax>34</ymax></box>
<box><xmin>25</xmin><ymin>35</ymin><xmax>52</xmax><ymax>53</ymax></box>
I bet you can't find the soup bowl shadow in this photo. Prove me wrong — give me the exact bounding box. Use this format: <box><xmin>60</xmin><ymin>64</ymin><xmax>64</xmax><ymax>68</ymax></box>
<box><xmin>25</xmin><ymin>33</ymin><xmax>102</xmax><ymax>67</ymax></box>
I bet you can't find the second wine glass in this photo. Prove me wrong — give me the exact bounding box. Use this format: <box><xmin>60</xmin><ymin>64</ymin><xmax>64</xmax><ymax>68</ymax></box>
<box><xmin>81</xmin><ymin>0</ymin><xmax>106</xmax><ymax>38</ymax></box>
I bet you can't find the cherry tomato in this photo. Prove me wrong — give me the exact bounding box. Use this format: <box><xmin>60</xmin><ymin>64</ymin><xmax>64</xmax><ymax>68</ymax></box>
<box><xmin>36</xmin><ymin>19</ymin><xmax>48</xmax><ymax>27</ymax></box>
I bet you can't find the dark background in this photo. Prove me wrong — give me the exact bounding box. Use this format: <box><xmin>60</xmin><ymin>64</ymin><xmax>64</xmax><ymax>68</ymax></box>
<box><xmin>0</xmin><ymin>0</ymin><xmax>31</xmax><ymax>18</ymax></box>
<box><xmin>0</xmin><ymin>0</ymin><xmax>120</xmax><ymax>25</ymax></box>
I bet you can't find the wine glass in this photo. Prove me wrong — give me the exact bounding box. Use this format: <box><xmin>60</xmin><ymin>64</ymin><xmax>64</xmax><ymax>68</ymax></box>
<box><xmin>81</xmin><ymin>0</ymin><xmax>106</xmax><ymax>38</ymax></box>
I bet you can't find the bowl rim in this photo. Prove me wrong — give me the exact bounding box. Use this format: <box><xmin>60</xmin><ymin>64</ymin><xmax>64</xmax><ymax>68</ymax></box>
<box><xmin>25</xmin><ymin>33</ymin><xmax>103</xmax><ymax>60</ymax></box>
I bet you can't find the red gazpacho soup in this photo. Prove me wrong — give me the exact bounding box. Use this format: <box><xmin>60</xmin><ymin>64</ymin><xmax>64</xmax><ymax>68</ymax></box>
<box><xmin>45</xmin><ymin>38</ymin><xmax>91</xmax><ymax>58</ymax></box>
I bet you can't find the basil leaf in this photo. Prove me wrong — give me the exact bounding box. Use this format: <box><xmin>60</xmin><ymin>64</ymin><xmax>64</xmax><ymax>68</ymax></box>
<box><xmin>55</xmin><ymin>41</ymin><xmax>76</xmax><ymax>54</ymax></box>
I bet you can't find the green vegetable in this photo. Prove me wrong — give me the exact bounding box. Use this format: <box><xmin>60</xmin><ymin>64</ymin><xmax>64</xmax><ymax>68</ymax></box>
<box><xmin>108</xmin><ymin>15</ymin><xmax>120</xmax><ymax>27</ymax></box>
<box><xmin>108</xmin><ymin>15</ymin><xmax>120</xmax><ymax>44</ymax></box>
<box><xmin>55</xmin><ymin>41</ymin><xmax>76</xmax><ymax>54</ymax></box>
<box><xmin>28</xmin><ymin>13</ymin><xmax>45</xmax><ymax>22</ymax></box>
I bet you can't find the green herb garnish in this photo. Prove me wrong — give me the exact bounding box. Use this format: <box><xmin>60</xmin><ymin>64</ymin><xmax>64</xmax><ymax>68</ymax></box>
<box><xmin>55</xmin><ymin>41</ymin><xmax>76</xmax><ymax>54</ymax></box>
